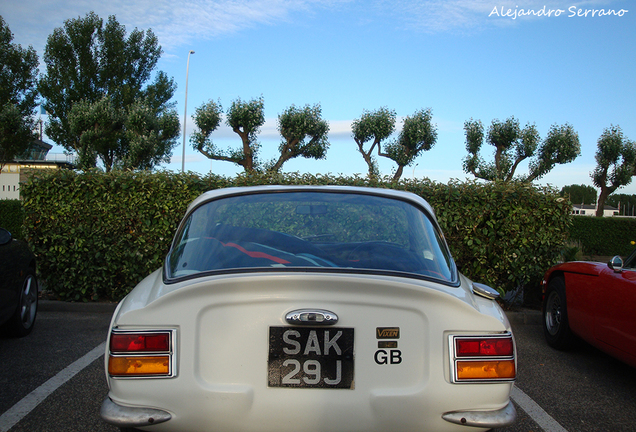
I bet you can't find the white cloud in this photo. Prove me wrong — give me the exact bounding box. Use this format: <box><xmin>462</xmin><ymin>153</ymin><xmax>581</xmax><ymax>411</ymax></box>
<box><xmin>376</xmin><ymin>0</ymin><xmax>621</xmax><ymax>33</ymax></box>
<box><xmin>1</xmin><ymin>0</ymin><xmax>351</xmax><ymax>54</ymax></box>
<box><xmin>3</xmin><ymin>0</ymin><xmax>621</xmax><ymax>56</ymax></box>
<box><xmin>328</xmin><ymin>120</ymin><xmax>353</xmax><ymax>139</ymax></box>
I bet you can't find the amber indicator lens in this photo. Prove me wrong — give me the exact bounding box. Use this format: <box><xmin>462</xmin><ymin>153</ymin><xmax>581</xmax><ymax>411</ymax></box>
<box><xmin>456</xmin><ymin>360</ymin><xmax>516</xmax><ymax>380</ymax></box>
<box><xmin>108</xmin><ymin>355</ymin><xmax>170</xmax><ymax>376</ymax></box>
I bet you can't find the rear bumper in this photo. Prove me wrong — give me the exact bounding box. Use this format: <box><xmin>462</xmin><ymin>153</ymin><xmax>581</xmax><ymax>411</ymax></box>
<box><xmin>101</xmin><ymin>397</ymin><xmax>171</xmax><ymax>428</ymax></box>
<box><xmin>442</xmin><ymin>400</ymin><xmax>516</xmax><ymax>428</ymax></box>
<box><xmin>101</xmin><ymin>395</ymin><xmax>515</xmax><ymax>430</ymax></box>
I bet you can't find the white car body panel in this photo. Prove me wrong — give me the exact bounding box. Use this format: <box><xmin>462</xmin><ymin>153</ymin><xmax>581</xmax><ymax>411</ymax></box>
<box><xmin>107</xmin><ymin>272</ymin><xmax>513</xmax><ymax>432</ymax></box>
<box><xmin>102</xmin><ymin>186</ymin><xmax>516</xmax><ymax>432</ymax></box>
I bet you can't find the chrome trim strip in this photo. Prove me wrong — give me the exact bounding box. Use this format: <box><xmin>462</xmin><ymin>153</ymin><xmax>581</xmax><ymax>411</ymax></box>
<box><xmin>448</xmin><ymin>332</ymin><xmax>516</xmax><ymax>384</ymax></box>
<box><xmin>472</xmin><ymin>282</ymin><xmax>500</xmax><ymax>300</ymax></box>
<box><xmin>285</xmin><ymin>309</ymin><xmax>339</xmax><ymax>325</ymax></box>
<box><xmin>101</xmin><ymin>397</ymin><xmax>172</xmax><ymax>427</ymax></box>
<box><xmin>108</xmin><ymin>328</ymin><xmax>177</xmax><ymax>379</ymax></box>
<box><xmin>442</xmin><ymin>400</ymin><xmax>517</xmax><ymax>428</ymax></box>
<box><xmin>164</xmin><ymin>266</ymin><xmax>461</xmax><ymax>288</ymax></box>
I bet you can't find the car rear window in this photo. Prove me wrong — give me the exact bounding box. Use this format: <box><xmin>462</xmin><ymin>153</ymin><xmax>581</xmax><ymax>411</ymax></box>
<box><xmin>166</xmin><ymin>191</ymin><xmax>456</xmax><ymax>283</ymax></box>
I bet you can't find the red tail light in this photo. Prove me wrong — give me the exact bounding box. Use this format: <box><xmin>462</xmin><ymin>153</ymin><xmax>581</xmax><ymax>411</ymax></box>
<box><xmin>108</xmin><ymin>330</ymin><xmax>175</xmax><ymax>378</ymax></box>
<box><xmin>110</xmin><ymin>333</ymin><xmax>170</xmax><ymax>352</ymax></box>
<box><xmin>455</xmin><ymin>337</ymin><xmax>514</xmax><ymax>357</ymax></box>
<box><xmin>451</xmin><ymin>334</ymin><xmax>515</xmax><ymax>383</ymax></box>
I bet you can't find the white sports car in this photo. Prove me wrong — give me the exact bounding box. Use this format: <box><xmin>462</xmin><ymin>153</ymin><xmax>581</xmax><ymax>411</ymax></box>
<box><xmin>101</xmin><ymin>185</ymin><xmax>516</xmax><ymax>432</ymax></box>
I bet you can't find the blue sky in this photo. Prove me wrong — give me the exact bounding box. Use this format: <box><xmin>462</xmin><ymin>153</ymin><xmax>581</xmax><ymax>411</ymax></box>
<box><xmin>2</xmin><ymin>0</ymin><xmax>635</xmax><ymax>194</ymax></box>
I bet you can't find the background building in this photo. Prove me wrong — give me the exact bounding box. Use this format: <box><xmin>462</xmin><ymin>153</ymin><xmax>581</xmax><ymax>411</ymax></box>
<box><xmin>0</xmin><ymin>140</ymin><xmax>74</xmax><ymax>200</ymax></box>
<box><xmin>571</xmin><ymin>204</ymin><xmax>619</xmax><ymax>217</ymax></box>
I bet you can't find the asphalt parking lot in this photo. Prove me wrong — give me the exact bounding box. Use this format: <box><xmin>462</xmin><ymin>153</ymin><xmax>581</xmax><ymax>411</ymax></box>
<box><xmin>1</xmin><ymin>302</ymin><xmax>635</xmax><ymax>432</ymax></box>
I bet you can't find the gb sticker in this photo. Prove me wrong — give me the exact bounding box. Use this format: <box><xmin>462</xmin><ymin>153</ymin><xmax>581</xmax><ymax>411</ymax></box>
<box><xmin>374</xmin><ymin>327</ymin><xmax>402</xmax><ymax>365</ymax></box>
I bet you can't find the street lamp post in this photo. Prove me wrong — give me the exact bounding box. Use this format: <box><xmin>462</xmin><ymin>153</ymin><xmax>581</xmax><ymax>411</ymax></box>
<box><xmin>181</xmin><ymin>50</ymin><xmax>195</xmax><ymax>173</ymax></box>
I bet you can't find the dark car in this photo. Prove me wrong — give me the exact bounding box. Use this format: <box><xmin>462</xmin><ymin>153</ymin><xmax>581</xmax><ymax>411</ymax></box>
<box><xmin>0</xmin><ymin>228</ymin><xmax>38</xmax><ymax>337</ymax></box>
<box><xmin>542</xmin><ymin>247</ymin><xmax>636</xmax><ymax>367</ymax></box>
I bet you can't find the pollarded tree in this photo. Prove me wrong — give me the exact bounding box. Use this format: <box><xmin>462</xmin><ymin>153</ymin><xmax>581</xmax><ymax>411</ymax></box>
<box><xmin>190</xmin><ymin>97</ymin><xmax>265</xmax><ymax>173</ymax></box>
<box><xmin>463</xmin><ymin>116</ymin><xmax>580</xmax><ymax>182</ymax></box>
<box><xmin>190</xmin><ymin>99</ymin><xmax>223</xmax><ymax>164</ymax></box>
<box><xmin>226</xmin><ymin>97</ymin><xmax>265</xmax><ymax>172</ymax></box>
<box><xmin>464</xmin><ymin>117</ymin><xmax>538</xmax><ymax>181</ymax></box>
<box><xmin>591</xmin><ymin>125</ymin><xmax>636</xmax><ymax>217</ymax></box>
<box><xmin>351</xmin><ymin>107</ymin><xmax>396</xmax><ymax>178</ymax></box>
<box><xmin>38</xmin><ymin>12</ymin><xmax>177</xmax><ymax>170</ymax></box>
<box><xmin>528</xmin><ymin>123</ymin><xmax>580</xmax><ymax>181</ymax></box>
<box><xmin>268</xmin><ymin>104</ymin><xmax>329</xmax><ymax>173</ymax></box>
<box><xmin>0</xmin><ymin>16</ymin><xmax>39</xmax><ymax>171</ymax></box>
<box><xmin>381</xmin><ymin>108</ymin><xmax>437</xmax><ymax>182</ymax></box>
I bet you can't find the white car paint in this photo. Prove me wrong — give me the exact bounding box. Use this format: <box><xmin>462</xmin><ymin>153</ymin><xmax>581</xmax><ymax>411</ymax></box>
<box><xmin>102</xmin><ymin>186</ymin><xmax>516</xmax><ymax>432</ymax></box>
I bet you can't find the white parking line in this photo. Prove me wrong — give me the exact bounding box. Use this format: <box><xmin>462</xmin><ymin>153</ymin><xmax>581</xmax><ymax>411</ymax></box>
<box><xmin>1</xmin><ymin>343</ymin><xmax>566</xmax><ymax>432</ymax></box>
<box><xmin>0</xmin><ymin>342</ymin><xmax>105</xmax><ymax>432</ymax></box>
<box><xmin>511</xmin><ymin>386</ymin><xmax>568</xmax><ymax>432</ymax></box>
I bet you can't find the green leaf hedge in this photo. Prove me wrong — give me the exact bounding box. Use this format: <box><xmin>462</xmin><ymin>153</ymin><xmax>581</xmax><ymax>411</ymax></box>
<box><xmin>20</xmin><ymin>170</ymin><xmax>572</xmax><ymax>303</ymax></box>
<box><xmin>0</xmin><ymin>199</ymin><xmax>24</xmax><ymax>239</ymax></box>
<box><xmin>398</xmin><ymin>179</ymin><xmax>572</xmax><ymax>302</ymax></box>
<box><xmin>569</xmin><ymin>216</ymin><xmax>636</xmax><ymax>256</ymax></box>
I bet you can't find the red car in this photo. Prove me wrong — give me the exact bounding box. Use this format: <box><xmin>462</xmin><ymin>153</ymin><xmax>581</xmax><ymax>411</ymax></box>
<box><xmin>542</xmin><ymin>248</ymin><xmax>636</xmax><ymax>367</ymax></box>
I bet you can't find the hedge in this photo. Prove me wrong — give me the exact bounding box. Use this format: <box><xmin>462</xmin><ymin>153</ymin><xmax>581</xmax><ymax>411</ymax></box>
<box><xmin>570</xmin><ymin>216</ymin><xmax>636</xmax><ymax>256</ymax></box>
<box><xmin>20</xmin><ymin>170</ymin><xmax>572</xmax><ymax>303</ymax></box>
<box><xmin>0</xmin><ymin>199</ymin><xmax>24</xmax><ymax>239</ymax></box>
<box><xmin>398</xmin><ymin>179</ymin><xmax>571</xmax><ymax>304</ymax></box>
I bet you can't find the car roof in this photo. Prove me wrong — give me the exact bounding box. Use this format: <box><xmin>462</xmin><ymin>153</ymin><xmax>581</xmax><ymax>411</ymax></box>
<box><xmin>186</xmin><ymin>185</ymin><xmax>438</xmax><ymax>220</ymax></box>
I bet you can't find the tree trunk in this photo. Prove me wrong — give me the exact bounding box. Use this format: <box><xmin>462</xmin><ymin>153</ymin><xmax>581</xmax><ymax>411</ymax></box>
<box><xmin>355</xmin><ymin>138</ymin><xmax>380</xmax><ymax>179</ymax></box>
<box><xmin>392</xmin><ymin>165</ymin><xmax>404</xmax><ymax>182</ymax></box>
<box><xmin>596</xmin><ymin>187</ymin><xmax>614</xmax><ymax>217</ymax></box>
<box><xmin>269</xmin><ymin>151</ymin><xmax>291</xmax><ymax>173</ymax></box>
<box><xmin>360</xmin><ymin>152</ymin><xmax>377</xmax><ymax>178</ymax></box>
<box><xmin>236</xmin><ymin>129</ymin><xmax>254</xmax><ymax>172</ymax></box>
<box><xmin>269</xmin><ymin>138</ymin><xmax>298</xmax><ymax>173</ymax></box>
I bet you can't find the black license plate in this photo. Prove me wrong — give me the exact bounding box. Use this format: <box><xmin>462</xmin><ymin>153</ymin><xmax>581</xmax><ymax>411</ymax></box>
<box><xmin>268</xmin><ymin>327</ymin><xmax>354</xmax><ymax>389</ymax></box>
